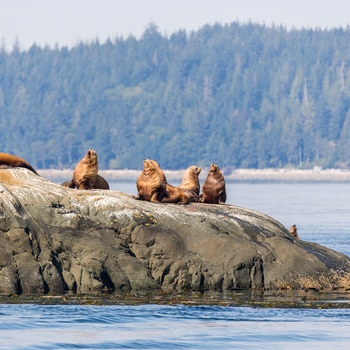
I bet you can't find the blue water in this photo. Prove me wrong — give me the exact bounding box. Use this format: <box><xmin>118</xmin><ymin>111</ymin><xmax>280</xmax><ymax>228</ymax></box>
<box><xmin>2</xmin><ymin>181</ymin><xmax>350</xmax><ymax>349</ymax></box>
<box><xmin>1</xmin><ymin>304</ymin><xmax>350</xmax><ymax>349</ymax></box>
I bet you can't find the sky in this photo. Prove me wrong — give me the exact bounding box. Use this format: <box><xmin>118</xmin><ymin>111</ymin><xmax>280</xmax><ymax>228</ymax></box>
<box><xmin>1</xmin><ymin>0</ymin><xmax>350</xmax><ymax>50</ymax></box>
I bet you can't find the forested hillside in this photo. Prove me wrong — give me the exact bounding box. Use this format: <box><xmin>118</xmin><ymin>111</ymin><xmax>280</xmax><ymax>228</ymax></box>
<box><xmin>1</xmin><ymin>22</ymin><xmax>350</xmax><ymax>170</ymax></box>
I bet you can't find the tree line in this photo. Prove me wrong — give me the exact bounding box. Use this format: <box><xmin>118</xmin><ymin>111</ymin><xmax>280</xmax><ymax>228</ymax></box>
<box><xmin>1</xmin><ymin>22</ymin><xmax>350</xmax><ymax>171</ymax></box>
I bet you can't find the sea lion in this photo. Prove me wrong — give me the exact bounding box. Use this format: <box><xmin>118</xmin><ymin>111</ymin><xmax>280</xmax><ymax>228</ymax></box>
<box><xmin>93</xmin><ymin>174</ymin><xmax>110</xmax><ymax>190</ymax></box>
<box><xmin>177</xmin><ymin>165</ymin><xmax>201</xmax><ymax>195</ymax></box>
<box><xmin>63</xmin><ymin>149</ymin><xmax>109</xmax><ymax>190</ymax></box>
<box><xmin>61</xmin><ymin>180</ymin><xmax>75</xmax><ymax>188</ymax></box>
<box><xmin>61</xmin><ymin>174</ymin><xmax>109</xmax><ymax>190</ymax></box>
<box><xmin>0</xmin><ymin>152</ymin><xmax>39</xmax><ymax>175</ymax></box>
<box><xmin>289</xmin><ymin>224</ymin><xmax>300</xmax><ymax>240</ymax></box>
<box><xmin>200</xmin><ymin>164</ymin><xmax>227</xmax><ymax>204</ymax></box>
<box><xmin>134</xmin><ymin>159</ymin><xmax>164</xmax><ymax>202</ymax></box>
<box><xmin>150</xmin><ymin>160</ymin><xmax>199</xmax><ymax>204</ymax></box>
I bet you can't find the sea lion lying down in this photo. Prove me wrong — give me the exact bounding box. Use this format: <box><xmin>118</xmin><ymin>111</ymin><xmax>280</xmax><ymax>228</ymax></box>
<box><xmin>0</xmin><ymin>152</ymin><xmax>39</xmax><ymax>175</ymax></box>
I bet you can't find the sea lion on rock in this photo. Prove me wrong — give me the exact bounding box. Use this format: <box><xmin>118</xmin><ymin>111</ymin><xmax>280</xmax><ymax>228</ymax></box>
<box><xmin>177</xmin><ymin>166</ymin><xmax>201</xmax><ymax>195</ymax></box>
<box><xmin>61</xmin><ymin>174</ymin><xmax>109</xmax><ymax>190</ymax></box>
<box><xmin>62</xmin><ymin>149</ymin><xmax>109</xmax><ymax>190</ymax></box>
<box><xmin>150</xmin><ymin>160</ymin><xmax>199</xmax><ymax>205</ymax></box>
<box><xmin>200</xmin><ymin>164</ymin><xmax>227</xmax><ymax>204</ymax></box>
<box><xmin>134</xmin><ymin>159</ymin><xmax>164</xmax><ymax>202</ymax></box>
<box><xmin>93</xmin><ymin>174</ymin><xmax>110</xmax><ymax>190</ymax></box>
<box><xmin>0</xmin><ymin>152</ymin><xmax>39</xmax><ymax>175</ymax></box>
<box><xmin>61</xmin><ymin>180</ymin><xmax>75</xmax><ymax>188</ymax></box>
<box><xmin>73</xmin><ymin>149</ymin><xmax>99</xmax><ymax>190</ymax></box>
<box><xmin>289</xmin><ymin>224</ymin><xmax>300</xmax><ymax>240</ymax></box>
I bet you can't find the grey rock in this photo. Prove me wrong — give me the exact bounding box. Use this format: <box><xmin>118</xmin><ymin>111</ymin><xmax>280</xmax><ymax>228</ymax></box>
<box><xmin>1</xmin><ymin>167</ymin><xmax>350</xmax><ymax>295</ymax></box>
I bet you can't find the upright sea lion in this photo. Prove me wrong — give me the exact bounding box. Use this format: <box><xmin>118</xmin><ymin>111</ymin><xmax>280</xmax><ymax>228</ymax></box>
<box><xmin>0</xmin><ymin>152</ymin><xmax>39</xmax><ymax>175</ymax></box>
<box><xmin>73</xmin><ymin>149</ymin><xmax>99</xmax><ymax>190</ymax></box>
<box><xmin>177</xmin><ymin>165</ymin><xmax>201</xmax><ymax>195</ymax></box>
<box><xmin>200</xmin><ymin>164</ymin><xmax>227</xmax><ymax>204</ymax></box>
<box><xmin>134</xmin><ymin>159</ymin><xmax>164</xmax><ymax>202</ymax></box>
<box><xmin>62</xmin><ymin>149</ymin><xmax>109</xmax><ymax>190</ymax></box>
<box><xmin>150</xmin><ymin>160</ymin><xmax>199</xmax><ymax>204</ymax></box>
<box><xmin>289</xmin><ymin>224</ymin><xmax>300</xmax><ymax>240</ymax></box>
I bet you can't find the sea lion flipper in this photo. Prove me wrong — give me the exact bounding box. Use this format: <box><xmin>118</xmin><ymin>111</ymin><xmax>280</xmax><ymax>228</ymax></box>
<box><xmin>150</xmin><ymin>192</ymin><xmax>161</xmax><ymax>202</ymax></box>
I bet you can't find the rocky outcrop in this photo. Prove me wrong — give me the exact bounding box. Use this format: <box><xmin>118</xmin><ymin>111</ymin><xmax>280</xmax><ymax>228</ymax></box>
<box><xmin>1</xmin><ymin>167</ymin><xmax>350</xmax><ymax>295</ymax></box>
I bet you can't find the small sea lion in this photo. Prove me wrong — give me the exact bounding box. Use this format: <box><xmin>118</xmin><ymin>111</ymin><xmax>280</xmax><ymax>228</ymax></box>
<box><xmin>177</xmin><ymin>166</ymin><xmax>201</xmax><ymax>195</ymax></box>
<box><xmin>63</xmin><ymin>149</ymin><xmax>109</xmax><ymax>190</ymax></box>
<box><xmin>289</xmin><ymin>224</ymin><xmax>300</xmax><ymax>240</ymax></box>
<box><xmin>150</xmin><ymin>160</ymin><xmax>199</xmax><ymax>204</ymax></box>
<box><xmin>134</xmin><ymin>159</ymin><xmax>164</xmax><ymax>202</ymax></box>
<box><xmin>0</xmin><ymin>152</ymin><xmax>39</xmax><ymax>175</ymax></box>
<box><xmin>200</xmin><ymin>164</ymin><xmax>227</xmax><ymax>204</ymax></box>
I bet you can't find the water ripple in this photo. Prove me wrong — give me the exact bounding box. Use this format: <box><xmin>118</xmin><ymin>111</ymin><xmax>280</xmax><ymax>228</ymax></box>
<box><xmin>1</xmin><ymin>304</ymin><xmax>350</xmax><ymax>349</ymax></box>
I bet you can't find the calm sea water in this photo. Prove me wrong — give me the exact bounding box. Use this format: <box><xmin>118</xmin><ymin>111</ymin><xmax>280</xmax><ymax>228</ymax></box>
<box><xmin>1</xmin><ymin>304</ymin><xmax>350</xmax><ymax>350</ymax></box>
<box><xmin>1</xmin><ymin>181</ymin><xmax>350</xmax><ymax>349</ymax></box>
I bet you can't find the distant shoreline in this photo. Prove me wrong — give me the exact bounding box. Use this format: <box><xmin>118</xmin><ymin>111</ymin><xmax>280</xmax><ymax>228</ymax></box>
<box><xmin>38</xmin><ymin>168</ymin><xmax>350</xmax><ymax>182</ymax></box>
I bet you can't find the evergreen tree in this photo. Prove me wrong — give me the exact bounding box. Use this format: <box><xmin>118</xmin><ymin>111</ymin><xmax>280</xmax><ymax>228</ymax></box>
<box><xmin>1</xmin><ymin>23</ymin><xmax>350</xmax><ymax>170</ymax></box>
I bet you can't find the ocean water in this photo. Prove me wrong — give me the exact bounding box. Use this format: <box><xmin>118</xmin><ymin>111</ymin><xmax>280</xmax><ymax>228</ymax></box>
<box><xmin>1</xmin><ymin>181</ymin><xmax>350</xmax><ymax>349</ymax></box>
<box><xmin>1</xmin><ymin>303</ymin><xmax>350</xmax><ymax>350</ymax></box>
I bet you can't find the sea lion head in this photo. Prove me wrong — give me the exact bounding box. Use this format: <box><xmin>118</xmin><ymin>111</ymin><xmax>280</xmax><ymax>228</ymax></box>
<box><xmin>84</xmin><ymin>149</ymin><xmax>98</xmax><ymax>167</ymax></box>
<box><xmin>87</xmin><ymin>149</ymin><xmax>96</xmax><ymax>158</ymax></box>
<box><xmin>186</xmin><ymin>165</ymin><xmax>201</xmax><ymax>176</ymax></box>
<box><xmin>143</xmin><ymin>159</ymin><xmax>156</xmax><ymax>172</ymax></box>
<box><xmin>149</xmin><ymin>159</ymin><xmax>167</xmax><ymax>183</ymax></box>
<box><xmin>289</xmin><ymin>224</ymin><xmax>297</xmax><ymax>235</ymax></box>
<box><xmin>209</xmin><ymin>164</ymin><xmax>220</xmax><ymax>173</ymax></box>
<box><xmin>149</xmin><ymin>159</ymin><xmax>161</xmax><ymax>169</ymax></box>
<box><xmin>194</xmin><ymin>166</ymin><xmax>201</xmax><ymax>175</ymax></box>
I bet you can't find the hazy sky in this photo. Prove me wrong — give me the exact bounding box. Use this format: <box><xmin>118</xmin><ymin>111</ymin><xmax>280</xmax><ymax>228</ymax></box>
<box><xmin>1</xmin><ymin>0</ymin><xmax>350</xmax><ymax>50</ymax></box>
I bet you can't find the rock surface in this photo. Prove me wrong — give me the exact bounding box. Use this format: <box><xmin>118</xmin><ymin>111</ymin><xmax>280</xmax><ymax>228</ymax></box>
<box><xmin>1</xmin><ymin>167</ymin><xmax>350</xmax><ymax>295</ymax></box>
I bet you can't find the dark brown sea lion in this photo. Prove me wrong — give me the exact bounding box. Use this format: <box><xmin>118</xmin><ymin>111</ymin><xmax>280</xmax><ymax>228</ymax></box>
<box><xmin>93</xmin><ymin>174</ymin><xmax>110</xmax><ymax>190</ymax></box>
<box><xmin>134</xmin><ymin>159</ymin><xmax>164</xmax><ymax>202</ymax></box>
<box><xmin>61</xmin><ymin>174</ymin><xmax>109</xmax><ymax>190</ymax></box>
<box><xmin>177</xmin><ymin>166</ymin><xmax>201</xmax><ymax>195</ymax></box>
<box><xmin>289</xmin><ymin>224</ymin><xmax>300</xmax><ymax>240</ymax></box>
<box><xmin>61</xmin><ymin>180</ymin><xmax>75</xmax><ymax>188</ymax></box>
<box><xmin>150</xmin><ymin>160</ymin><xmax>199</xmax><ymax>204</ymax></box>
<box><xmin>62</xmin><ymin>149</ymin><xmax>109</xmax><ymax>190</ymax></box>
<box><xmin>0</xmin><ymin>152</ymin><xmax>39</xmax><ymax>175</ymax></box>
<box><xmin>200</xmin><ymin>164</ymin><xmax>227</xmax><ymax>204</ymax></box>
